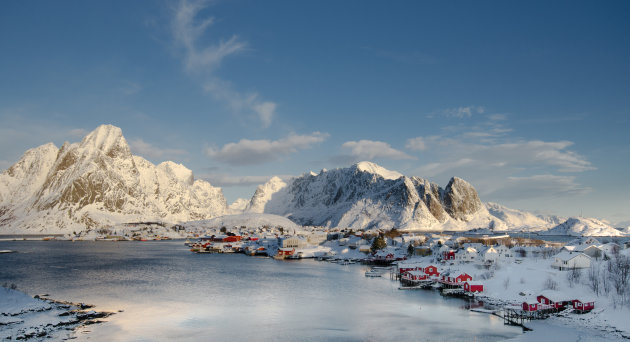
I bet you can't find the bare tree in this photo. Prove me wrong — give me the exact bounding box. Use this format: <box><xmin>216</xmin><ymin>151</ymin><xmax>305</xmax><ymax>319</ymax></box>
<box><xmin>567</xmin><ymin>267</ymin><xmax>582</xmax><ymax>288</ymax></box>
<box><xmin>588</xmin><ymin>263</ymin><xmax>600</xmax><ymax>296</ymax></box>
<box><xmin>610</xmin><ymin>255</ymin><xmax>630</xmax><ymax>304</ymax></box>
<box><xmin>544</xmin><ymin>277</ymin><xmax>558</xmax><ymax>291</ymax></box>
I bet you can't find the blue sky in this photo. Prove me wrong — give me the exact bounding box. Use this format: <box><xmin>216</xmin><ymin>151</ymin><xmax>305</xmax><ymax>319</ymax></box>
<box><xmin>1</xmin><ymin>1</ymin><xmax>629</xmax><ymax>225</ymax></box>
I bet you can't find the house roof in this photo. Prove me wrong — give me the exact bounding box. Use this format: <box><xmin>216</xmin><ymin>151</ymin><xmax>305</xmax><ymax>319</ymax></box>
<box><xmin>465</xmin><ymin>281</ymin><xmax>484</xmax><ymax>286</ymax></box>
<box><xmin>554</xmin><ymin>251</ymin><xmax>591</xmax><ymax>261</ymax></box>
<box><xmin>539</xmin><ymin>290</ymin><xmax>570</xmax><ymax>302</ymax></box>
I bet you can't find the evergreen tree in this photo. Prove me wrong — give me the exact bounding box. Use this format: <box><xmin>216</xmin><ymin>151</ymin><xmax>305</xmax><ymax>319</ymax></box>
<box><xmin>407</xmin><ymin>243</ymin><xmax>414</xmax><ymax>256</ymax></box>
<box><xmin>371</xmin><ymin>235</ymin><xmax>387</xmax><ymax>252</ymax></box>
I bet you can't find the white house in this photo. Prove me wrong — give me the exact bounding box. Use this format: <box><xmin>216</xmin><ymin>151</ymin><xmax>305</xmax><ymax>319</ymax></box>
<box><xmin>307</xmin><ymin>232</ymin><xmax>328</xmax><ymax>245</ymax></box>
<box><xmin>552</xmin><ymin>251</ymin><xmax>591</xmax><ymax>270</ymax></box>
<box><xmin>456</xmin><ymin>247</ymin><xmax>478</xmax><ymax>263</ymax></box>
<box><xmin>481</xmin><ymin>246</ymin><xmax>499</xmax><ymax>263</ymax></box>
<box><xmin>494</xmin><ymin>245</ymin><xmax>513</xmax><ymax>260</ymax></box>
<box><xmin>281</xmin><ymin>236</ymin><xmax>308</xmax><ymax>249</ymax></box>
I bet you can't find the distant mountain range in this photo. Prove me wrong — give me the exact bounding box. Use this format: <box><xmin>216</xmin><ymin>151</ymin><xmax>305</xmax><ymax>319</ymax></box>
<box><xmin>0</xmin><ymin>125</ymin><xmax>624</xmax><ymax>236</ymax></box>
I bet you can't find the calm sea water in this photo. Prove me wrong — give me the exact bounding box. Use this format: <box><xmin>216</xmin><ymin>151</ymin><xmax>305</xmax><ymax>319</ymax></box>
<box><xmin>0</xmin><ymin>241</ymin><xmax>521</xmax><ymax>341</ymax></box>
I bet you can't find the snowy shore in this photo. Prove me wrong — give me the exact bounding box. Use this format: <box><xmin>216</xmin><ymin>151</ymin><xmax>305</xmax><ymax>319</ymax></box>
<box><xmin>393</xmin><ymin>252</ymin><xmax>630</xmax><ymax>341</ymax></box>
<box><xmin>0</xmin><ymin>287</ymin><xmax>113</xmax><ymax>340</ymax></box>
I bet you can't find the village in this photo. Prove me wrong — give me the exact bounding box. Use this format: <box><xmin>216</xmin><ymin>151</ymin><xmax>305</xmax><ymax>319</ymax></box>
<box><xmin>183</xmin><ymin>222</ymin><xmax>630</xmax><ymax>339</ymax></box>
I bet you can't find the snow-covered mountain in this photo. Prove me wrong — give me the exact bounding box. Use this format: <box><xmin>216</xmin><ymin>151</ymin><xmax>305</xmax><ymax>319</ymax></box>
<box><xmin>485</xmin><ymin>202</ymin><xmax>564</xmax><ymax>231</ymax></box>
<box><xmin>540</xmin><ymin>217</ymin><xmax>623</xmax><ymax>237</ymax></box>
<box><xmin>1</xmin><ymin>127</ymin><xmax>623</xmax><ymax>237</ymax></box>
<box><xmin>242</xmin><ymin>162</ymin><xmax>625</xmax><ymax>236</ymax></box>
<box><xmin>184</xmin><ymin>213</ymin><xmax>302</xmax><ymax>233</ymax></box>
<box><xmin>0</xmin><ymin>125</ymin><xmax>227</xmax><ymax>233</ymax></box>
<box><xmin>244</xmin><ymin>161</ymin><xmax>500</xmax><ymax>231</ymax></box>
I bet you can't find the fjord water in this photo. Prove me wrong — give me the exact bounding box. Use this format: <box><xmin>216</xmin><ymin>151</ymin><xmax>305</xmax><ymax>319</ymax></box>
<box><xmin>0</xmin><ymin>241</ymin><xmax>521</xmax><ymax>341</ymax></box>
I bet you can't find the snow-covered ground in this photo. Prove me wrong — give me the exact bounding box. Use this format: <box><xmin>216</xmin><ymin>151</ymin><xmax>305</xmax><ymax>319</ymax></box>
<box><xmin>0</xmin><ymin>287</ymin><xmax>112</xmax><ymax>340</ymax></box>
<box><xmin>401</xmin><ymin>251</ymin><xmax>630</xmax><ymax>340</ymax></box>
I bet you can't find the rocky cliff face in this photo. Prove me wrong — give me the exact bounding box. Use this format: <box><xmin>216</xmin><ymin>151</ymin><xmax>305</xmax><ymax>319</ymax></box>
<box><xmin>245</xmin><ymin>161</ymin><xmax>496</xmax><ymax>231</ymax></box>
<box><xmin>0</xmin><ymin>125</ymin><xmax>227</xmax><ymax>233</ymax></box>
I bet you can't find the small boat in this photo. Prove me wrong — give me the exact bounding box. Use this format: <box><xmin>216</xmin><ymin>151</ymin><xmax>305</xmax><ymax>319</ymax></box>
<box><xmin>0</xmin><ymin>250</ymin><xmax>15</xmax><ymax>254</ymax></box>
<box><xmin>365</xmin><ymin>270</ymin><xmax>382</xmax><ymax>277</ymax></box>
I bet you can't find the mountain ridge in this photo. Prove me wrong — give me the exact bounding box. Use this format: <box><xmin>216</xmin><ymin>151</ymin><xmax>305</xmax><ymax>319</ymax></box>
<box><xmin>0</xmin><ymin>125</ymin><xmax>623</xmax><ymax>237</ymax></box>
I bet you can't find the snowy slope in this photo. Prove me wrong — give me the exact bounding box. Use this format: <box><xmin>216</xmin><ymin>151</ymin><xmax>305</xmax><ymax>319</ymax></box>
<box><xmin>228</xmin><ymin>198</ymin><xmax>249</xmax><ymax>213</ymax></box>
<box><xmin>540</xmin><ymin>217</ymin><xmax>623</xmax><ymax>236</ymax></box>
<box><xmin>184</xmin><ymin>213</ymin><xmax>302</xmax><ymax>232</ymax></box>
<box><xmin>0</xmin><ymin>125</ymin><xmax>227</xmax><ymax>233</ymax></box>
<box><xmin>485</xmin><ymin>202</ymin><xmax>563</xmax><ymax>231</ymax></box>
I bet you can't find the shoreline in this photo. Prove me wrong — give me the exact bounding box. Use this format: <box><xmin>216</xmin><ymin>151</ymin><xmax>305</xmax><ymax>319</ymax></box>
<box><xmin>0</xmin><ymin>287</ymin><xmax>115</xmax><ymax>341</ymax></box>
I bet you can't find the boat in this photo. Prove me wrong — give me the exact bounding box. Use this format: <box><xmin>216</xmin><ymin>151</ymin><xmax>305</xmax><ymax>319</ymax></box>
<box><xmin>365</xmin><ymin>270</ymin><xmax>382</xmax><ymax>277</ymax></box>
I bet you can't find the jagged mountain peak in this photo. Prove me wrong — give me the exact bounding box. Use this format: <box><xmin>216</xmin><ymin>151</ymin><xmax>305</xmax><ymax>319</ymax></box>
<box><xmin>156</xmin><ymin>161</ymin><xmax>194</xmax><ymax>186</ymax></box>
<box><xmin>79</xmin><ymin>124</ymin><xmax>130</xmax><ymax>158</ymax></box>
<box><xmin>353</xmin><ymin>161</ymin><xmax>403</xmax><ymax>180</ymax></box>
<box><xmin>0</xmin><ymin>124</ymin><xmax>227</xmax><ymax>233</ymax></box>
<box><xmin>246</xmin><ymin>162</ymin><xmax>491</xmax><ymax>230</ymax></box>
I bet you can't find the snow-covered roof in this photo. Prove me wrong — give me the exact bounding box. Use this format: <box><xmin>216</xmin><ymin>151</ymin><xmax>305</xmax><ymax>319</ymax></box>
<box><xmin>539</xmin><ymin>290</ymin><xmax>571</xmax><ymax>302</ymax></box>
<box><xmin>465</xmin><ymin>281</ymin><xmax>484</xmax><ymax>286</ymax></box>
<box><xmin>554</xmin><ymin>251</ymin><xmax>591</xmax><ymax>261</ymax></box>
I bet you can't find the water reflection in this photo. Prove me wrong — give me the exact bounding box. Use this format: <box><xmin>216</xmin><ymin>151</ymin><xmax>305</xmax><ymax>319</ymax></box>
<box><xmin>0</xmin><ymin>241</ymin><xmax>521</xmax><ymax>341</ymax></box>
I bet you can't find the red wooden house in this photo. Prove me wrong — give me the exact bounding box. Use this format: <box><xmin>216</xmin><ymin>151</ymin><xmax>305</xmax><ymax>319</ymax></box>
<box><xmin>276</xmin><ymin>248</ymin><xmax>295</xmax><ymax>257</ymax></box>
<box><xmin>402</xmin><ymin>270</ymin><xmax>429</xmax><ymax>282</ymax></box>
<box><xmin>442</xmin><ymin>251</ymin><xmax>456</xmax><ymax>260</ymax></box>
<box><xmin>424</xmin><ymin>265</ymin><xmax>440</xmax><ymax>277</ymax></box>
<box><xmin>522</xmin><ymin>302</ymin><xmax>539</xmax><ymax>311</ymax></box>
<box><xmin>572</xmin><ymin>299</ymin><xmax>595</xmax><ymax>313</ymax></box>
<box><xmin>398</xmin><ymin>265</ymin><xmax>422</xmax><ymax>275</ymax></box>
<box><xmin>455</xmin><ymin>273</ymin><xmax>472</xmax><ymax>283</ymax></box>
<box><xmin>537</xmin><ymin>293</ymin><xmax>570</xmax><ymax>309</ymax></box>
<box><xmin>463</xmin><ymin>281</ymin><xmax>484</xmax><ymax>293</ymax></box>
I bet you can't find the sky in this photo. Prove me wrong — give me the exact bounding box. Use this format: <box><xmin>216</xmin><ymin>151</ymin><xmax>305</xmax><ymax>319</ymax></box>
<box><xmin>1</xmin><ymin>0</ymin><xmax>629</xmax><ymax>225</ymax></box>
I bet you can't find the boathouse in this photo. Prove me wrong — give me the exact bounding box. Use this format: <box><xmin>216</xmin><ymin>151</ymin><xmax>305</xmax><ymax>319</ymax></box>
<box><xmin>277</xmin><ymin>248</ymin><xmax>295</xmax><ymax>257</ymax></box>
<box><xmin>572</xmin><ymin>299</ymin><xmax>595</xmax><ymax>313</ymax></box>
<box><xmin>537</xmin><ymin>291</ymin><xmax>571</xmax><ymax>309</ymax></box>
<box><xmin>455</xmin><ymin>273</ymin><xmax>472</xmax><ymax>283</ymax></box>
<box><xmin>402</xmin><ymin>270</ymin><xmax>429</xmax><ymax>282</ymax></box>
<box><xmin>522</xmin><ymin>302</ymin><xmax>539</xmax><ymax>312</ymax></box>
<box><xmin>424</xmin><ymin>265</ymin><xmax>440</xmax><ymax>276</ymax></box>
<box><xmin>463</xmin><ymin>281</ymin><xmax>484</xmax><ymax>293</ymax></box>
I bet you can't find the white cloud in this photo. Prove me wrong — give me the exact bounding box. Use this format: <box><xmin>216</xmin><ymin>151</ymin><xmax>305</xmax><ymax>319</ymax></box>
<box><xmin>411</xmin><ymin>111</ymin><xmax>595</xmax><ymax>201</ymax></box>
<box><xmin>172</xmin><ymin>0</ymin><xmax>276</xmax><ymax>127</ymax></box>
<box><xmin>416</xmin><ymin>138</ymin><xmax>594</xmax><ymax>176</ymax></box>
<box><xmin>405</xmin><ymin>137</ymin><xmax>426</xmax><ymax>151</ymax></box>
<box><xmin>203</xmin><ymin>79</ymin><xmax>276</xmax><ymax>128</ymax></box>
<box><xmin>253</xmin><ymin>102</ymin><xmax>276</xmax><ymax>128</ymax></box>
<box><xmin>173</xmin><ymin>0</ymin><xmax>246</xmax><ymax>73</ymax></box>
<box><xmin>342</xmin><ymin>140</ymin><xmax>414</xmax><ymax>160</ymax></box>
<box><xmin>435</xmin><ymin>106</ymin><xmax>485</xmax><ymax>119</ymax></box>
<box><xmin>487</xmin><ymin>174</ymin><xmax>591</xmax><ymax>200</ymax></box>
<box><xmin>129</xmin><ymin>138</ymin><xmax>188</xmax><ymax>160</ymax></box>
<box><xmin>206</xmin><ymin>132</ymin><xmax>328</xmax><ymax>165</ymax></box>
